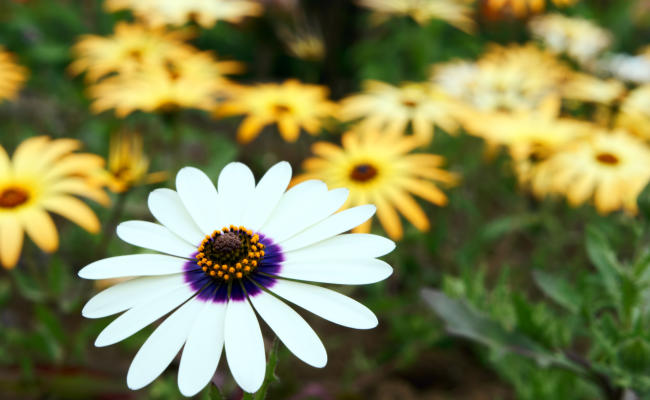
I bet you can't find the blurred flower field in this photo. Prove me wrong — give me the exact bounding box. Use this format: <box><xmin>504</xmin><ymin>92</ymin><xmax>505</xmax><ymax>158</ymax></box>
<box><xmin>1</xmin><ymin>0</ymin><xmax>650</xmax><ymax>399</ymax></box>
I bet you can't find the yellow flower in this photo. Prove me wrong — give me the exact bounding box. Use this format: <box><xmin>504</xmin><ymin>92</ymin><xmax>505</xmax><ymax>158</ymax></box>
<box><xmin>279</xmin><ymin>29</ymin><xmax>325</xmax><ymax>61</ymax></box>
<box><xmin>215</xmin><ymin>79</ymin><xmax>337</xmax><ymax>143</ymax></box>
<box><xmin>521</xmin><ymin>130</ymin><xmax>650</xmax><ymax>215</ymax></box>
<box><xmin>463</xmin><ymin>97</ymin><xmax>591</xmax><ymax>161</ymax></box>
<box><xmin>293</xmin><ymin>130</ymin><xmax>459</xmax><ymax>240</ymax></box>
<box><xmin>431</xmin><ymin>44</ymin><xmax>569</xmax><ymax>113</ymax></box>
<box><xmin>339</xmin><ymin>80</ymin><xmax>463</xmax><ymax>144</ymax></box>
<box><xmin>529</xmin><ymin>13</ymin><xmax>612</xmax><ymax>64</ymax></box>
<box><xmin>105</xmin><ymin>0</ymin><xmax>263</xmax><ymax>28</ymax></box>
<box><xmin>89</xmin><ymin>51</ymin><xmax>242</xmax><ymax>117</ymax></box>
<box><xmin>482</xmin><ymin>0</ymin><xmax>578</xmax><ymax>18</ymax></box>
<box><xmin>616</xmin><ymin>84</ymin><xmax>650</xmax><ymax>140</ymax></box>
<box><xmin>561</xmin><ymin>72</ymin><xmax>626</xmax><ymax>105</ymax></box>
<box><xmin>102</xmin><ymin>131</ymin><xmax>168</xmax><ymax>193</ymax></box>
<box><xmin>0</xmin><ymin>47</ymin><xmax>27</xmax><ymax>102</ymax></box>
<box><xmin>357</xmin><ymin>0</ymin><xmax>475</xmax><ymax>32</ymax></box>
<box><xmin>0</xmin><ymin>137</ymin><xmax>108</xmax><ymax>269</ymax></box>
<box><xmin>69</xmin><ymin>22</ymin><xmax>195</xmax><ymax>82</ymax></box>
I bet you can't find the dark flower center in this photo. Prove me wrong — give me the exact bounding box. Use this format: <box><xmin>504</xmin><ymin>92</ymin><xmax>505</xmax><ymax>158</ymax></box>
<box><xmin>272</xmin><ymin>104</ymin><xmax>292</xmax><ymax>115</ymax></box>
<box><xmin>0</xmin><ymin>187</ymin><xmax>29</xmax><ymax>208</ymax></box>
<box><xmin>596</xmin><ymin>152</ymin><xmax>619</xmax><ymax>165</ymax></box>
<box><xmin>196</xmin><ymin>225</ymin><xmax>265</xmax><ymax>282</ymax></box>
<box><xmin>402</xmin><ymin>99</ymin><xmax>418</xmax><ymax>108</ymax></box>
<box><xmin>350</xmin><ymin>163</ymin><xmax>379</xmax><ymax>182</ymax></box>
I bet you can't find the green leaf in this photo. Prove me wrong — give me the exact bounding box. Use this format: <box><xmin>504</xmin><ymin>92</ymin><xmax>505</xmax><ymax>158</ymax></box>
<box><xmin>585</xmin><ymin>225</ymin><xmax>621</xmax><ymax>302</ymax></box>
<box><xmin>421</xmin><ymin>288</ymin><xmax>581</xmax><ymax>372</ymax></box>
<box><xmin>532</xmin><ymin>270</ymin><xmax>581</xmax><ymax>313</ymax></box>
<box><xmin>617</xmin><ymin>337</ymin><xmax>650</xmax><ymax>374</ymax></box>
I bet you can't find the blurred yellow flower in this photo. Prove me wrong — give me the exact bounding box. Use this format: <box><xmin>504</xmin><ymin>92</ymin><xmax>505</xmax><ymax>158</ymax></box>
<box><xmin>0</xmin><ymin>47</ymin><xmax>27</xmax><ymax>102</ymax></box>
<box><xmin>102</xmin><ymin>131</ymin><xmax>167</xmax><ymax>193</ymax></box>
<box><xmin>561</xmin><ymin>72</ymin><xmax>625</xmax><ymax>105</ymax></box>
<box><xmin>280</xmin><ymin>29</ymin><xmax>325</xmax><ymax>61</ymax></box>
<box><xmin>294</xmin><ymin>129</ymin><xmax>458</xmax><ymax>240</ymax></box>
<box><xmin>0</xmin><ymin>137</ymin><xmax>108</xmax><ymax>269</ymax></box>
<box><xmin>616</xmin><ymin>85</ymin><xmax>650</xmax><ymax>140</ymax></box>
<box><xmin>70</xmin><ymin>22</ymin><xmax>194</xmax><ymax>82</ymax></box>
<box><xmin>339</xmin><ymin>80</ymin><xmax>462</xmax><ymax>144</ymax></box>
<box><xmin>357</xmin><ymin>0</ymin><xmax>475</xmax><ymax>32</ymax></box>
<box><xmin>529</xmin><ymin>13</ymin><xmax>612</xmax><ymax>65</ymax></box>
<box><xmin>89</xmin><ymin>51</ymin><xmax>242</xmax><ymax>117</ymax></box>
<box><xmin>521</xmin><ymin>130</ymin><xmax>650</xmax><ymax>215</ymax></box>
<box><xmin>105</xmin><ymin>0</ymin><xmax>263</xmax><ymax>28</ymax></box>
<box><xmin>215</xmin><ymin>79</ymin><xmax>337</xmax><ymax>143</ymax></box>
<box><xmin>482</xmin><ymin>0</ymin><xmax>578</xmax><ymax>18</ymax></box>
<box><xmin>464</xmin><ymin>97</ymin><xmax>591</xmax><ymax>160</ymax></box>
<box><xmin>432</xmin><ymin>44</ymin><xmax>568</xmax><ymax>113</ymax></box>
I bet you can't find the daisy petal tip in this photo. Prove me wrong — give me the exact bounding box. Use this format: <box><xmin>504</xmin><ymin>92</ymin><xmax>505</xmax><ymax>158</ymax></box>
<box><xmin>178</xmin><ymin>377</ymin><xmax>206</xmax><ymax>398</ymax></box>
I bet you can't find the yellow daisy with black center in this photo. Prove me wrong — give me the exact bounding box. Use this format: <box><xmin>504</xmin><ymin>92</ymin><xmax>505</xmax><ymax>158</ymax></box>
<box><xmin>523</xmin><ymin>130</ymin><xmax>650</xmax><ymax>215</ymax></box>
<box><xmin>0</xmin><ymin>137</ymin><xmax>108</xmax><ymax>268</ymax></box>
<box><xmin>215</xmin><ymin>79</ymin><xmax>337</xmax><ymax>144</ymax></box>
<box><xmin>294</xmin><ymin>130</ymin><xmax>459</xmax><ymax>240</ymax></box>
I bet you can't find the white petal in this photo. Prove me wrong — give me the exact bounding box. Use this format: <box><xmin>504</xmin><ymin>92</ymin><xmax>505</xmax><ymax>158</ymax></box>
<box><xmin>82</xmin><ymin>274</ymin><xmax>186</xmax><ymax>319</ymax></box>
<box><xmin>283</xmin><ymin>234</ymin><xmax>395</xmax><ymax>263</ymax></box>
<box><xmin>224</xmin><ymin>299</ymin><xmax>265</xmax><ymax>393</ymax></box>
<box><xmin>117</xmin><ymin>221</ymin><xmax>195</xmax><ymax>258</ymax></box>
<box><xmin>216</xmin><ymin>162</ymin><xmax>255</xmax><ymax>227</ymax></box>
<box><xmin>178</xmin><ymin>301</ymin><xmax>227</xmax><ymax>397</ymax></box>
<box><xmin>259</xmin><ymin>180</ymin><xmax>327</xmax><ymax>239</ymax></box>
<box><xmin>249</xmin><ymin>291</ymin><xmax>326</xmax><ymax>368</ymax></box>
<box><xmin>279</xmin><ymin>205</ymin><xmax>376</xmax><ymax>252</ymax></box>
<box><xmin>241</xmin><ymin>162</ymin><xmax>292</xmax><ymax>230</ymax></box>
<box><xmin>263</xmin><ymin>188</ymin><xmax>349</xmax><ymax>243</ymax></box>
<box><xmin>275</xmin><ymin>259</ymin><xmax>392</xmax><ymax>285</ymax></box>
<box><xmin>127</xmin><ymin>297</ymin><xmax>204</xmax><ymax>390</ymax></box>
<box><xmin>95</xmin><ymin>284</ymin><xmax>196</xmax><ymax>347</ymax></box>
<box><xmin>176</xmin><ymin>167</ymin><xmax>220</xmax><ymax>235</ymax></box>
<box><xmin>269</xmin><ymin>280</ymin><xmax>378</xmax><ymax>329</ymax></box>
<box><xmin>79</xmin><ymin>254</ymin><xmax>186</xmax><ymax>280</ymax></box>
<box><xmin>148</xmin><ymin>189</ymin><xmax>205</xmax><ymax>245</ymax></box>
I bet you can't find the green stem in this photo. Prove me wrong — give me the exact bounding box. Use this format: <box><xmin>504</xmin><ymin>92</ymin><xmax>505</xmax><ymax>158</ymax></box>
<box><xmin>95</xmin><ymin>191</ymin><xmax>129</xmax><ymax>259</ymax></box>
<box><xmin>252</xmin><ymin>338</ymin><xmax>280</xmax><ymax>400</ymax></box>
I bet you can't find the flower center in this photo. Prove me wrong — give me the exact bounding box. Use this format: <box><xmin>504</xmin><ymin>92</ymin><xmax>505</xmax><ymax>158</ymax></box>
<box><xmin>350</xmin><ymin>163</ymin><xmax>378</xmax><ymax>182</ymax></box>
<box><xmin>402</xmin><ymin>99</ymin><xmax>418</xmax><ymax>108</ymax></box>
<box><xmin>195</xmin><ymin>225</ymin><xmax>265</xmax><ymax>282</ymax></box>
<box><xmin>272</xmin><ymin>104</ymin><xmax>292</xmax><ymax>115</ymax></box>
<box><xmin>0</xmin><ymin>187</ymin><xmax>29</xmax><ymax>209</ymax></box>
<box><xmin>595</xmin><ymin>152</ymin><xmax>619</xmax><ymax>165</ymax></box>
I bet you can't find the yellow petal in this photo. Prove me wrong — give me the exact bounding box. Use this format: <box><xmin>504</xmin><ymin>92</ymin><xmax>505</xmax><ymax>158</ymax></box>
<box><xmin>374</xmin><ymin>194</ymin><xmax>403</xmax><ymax>240</ymax></box>
<box><xmin>237</xmin><ymin>116</ymin><xmax>266</xmax><ymax>144</ymax></box>
<box><xmin>387</xmin><ymin>189</ymin><xmax>430</xmax><ymax>232</ymax></box>
<box><xmin>0</xmin><ymin>216</ymin><xmax>23</xmax><ymax>269</ymax></box>
<box><xmin>277</xmin><ymin>115</ymin><xmax>300</xmax><ymax>142</ymax></box>
<box><xmin>41</xmin><ymin>195</ymin><xmax>100</xmax><ymax>233</ymax></box>
<box><xmin>12</xmin><ymin>136</ymin><xmax>50</xmax><ymax>174</ymax></box>
<box><xmin>401</xmin><ymin>178</ymin><xmax>449</xmax><ymax>206</ymax></box>
<box><xmin>0</xmin><ymin>145</ymin><xmax>11</xmax><ymax>177</ymax></box>
<box><xmin>20</xmin><ymin>208</ymin><xmax>59</xmax><ymax>252</ymax></box>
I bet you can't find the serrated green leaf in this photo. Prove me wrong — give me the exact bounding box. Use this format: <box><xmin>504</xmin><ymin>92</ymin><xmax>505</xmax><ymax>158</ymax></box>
<box><xmin>585</xmin><ymin>225</ymin><xmax>621</xmax><ymax>303</ymax></box>
<box><xmin>421</xmin><ymin>288</ymin><xmax>581</xmax><ymax>372</ymax></box>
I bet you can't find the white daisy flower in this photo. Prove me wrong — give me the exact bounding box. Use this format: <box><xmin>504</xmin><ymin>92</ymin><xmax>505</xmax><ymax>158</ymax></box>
<box><xmin>78</xmin><ymin>161</ymin><xmax>394</xmax><ymax>396</ymax></box>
